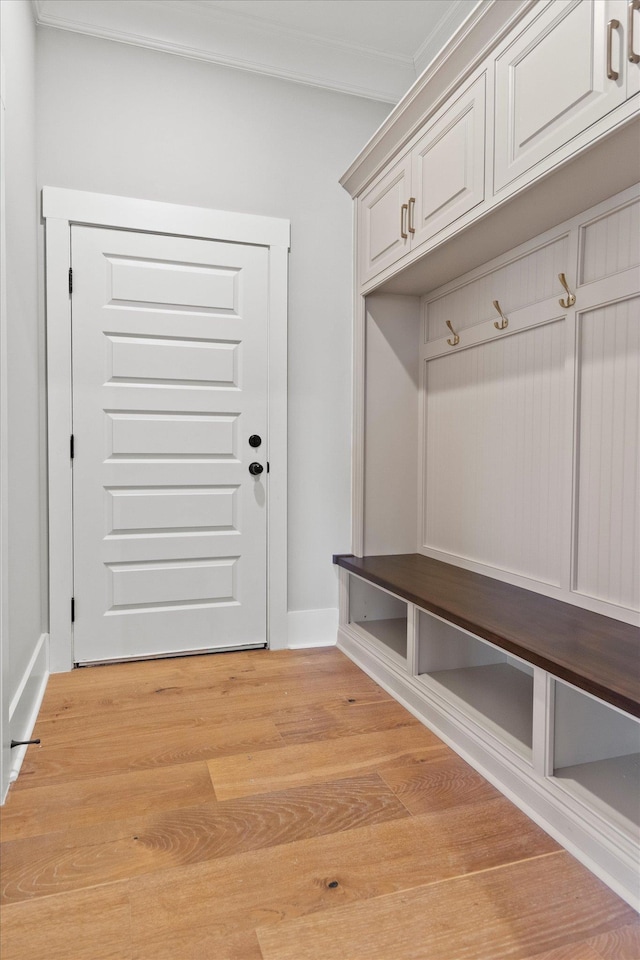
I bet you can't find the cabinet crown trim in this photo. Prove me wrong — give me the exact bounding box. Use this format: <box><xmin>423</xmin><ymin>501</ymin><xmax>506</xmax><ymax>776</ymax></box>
<box><xmin>340</xmin><ymin>0</ymin><xmax>536</xmax><ymax>198</ymax></box>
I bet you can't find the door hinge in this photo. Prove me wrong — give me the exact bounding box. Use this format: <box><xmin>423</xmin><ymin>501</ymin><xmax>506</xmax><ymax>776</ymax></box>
<box><xmin>71</xmin><ymin>597</ymin><xmax>75</xmax><ymax>622</ymax></box>
<box><xmin>68</xmin><ymin>267</ymin><xmax>73</xmax><ymax>294</ymax></box>
<box><xmin>70</xmin><ymin>434</ymin><xmax>74</xmax><ymax>459</ymax></box>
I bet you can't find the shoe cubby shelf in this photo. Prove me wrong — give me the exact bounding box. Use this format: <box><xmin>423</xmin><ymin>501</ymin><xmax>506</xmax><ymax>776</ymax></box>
<box><xmin>335</xmin><ymin>553</ymin><xmax>640</xmax><ymax>908</ymax></box>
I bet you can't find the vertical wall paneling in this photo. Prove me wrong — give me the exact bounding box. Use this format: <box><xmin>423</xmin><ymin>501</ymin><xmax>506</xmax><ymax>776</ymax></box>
<box><xmin>572</xmin><ymin>195</ymin><xmax>640</xmax><ymax>616</ymax></box>
<box><xmin>417</xmin><ymin>188</ymin><xmax>639</xmax><ymax>616</ymax></box>
<box><xmin>579</xmin><ymin>197</ymin><xmax>640</xmax><ymax>286</ymax></box>
<box><xmin>559</xmin><ymin>224</ymin><xmax>581</xmax><ymax>598</ymax></box>
<box><xmin>422</xmin><ymin>321</ymin><xmax>566</xmax><ymax>585</ymax></box>
<box><xmin>574</xmin><ymin>296</ymin><xmax>640</xmax><ymax>611</ymax></box>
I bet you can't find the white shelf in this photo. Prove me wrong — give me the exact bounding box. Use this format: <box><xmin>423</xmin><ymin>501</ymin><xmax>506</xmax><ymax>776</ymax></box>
<box><xmin>419</xmin><ymin>662</ymin><xmax>533</xmax><ymax>759</ymax></box>
<box><xmin>555</xmin><ymin>753</ymin><xmax>640</xmax><ymax>837</ymax></box>
<box><xmin>352</xmin><ymin>617</ymin><xmax>407</xmax><ymax>666</ymax></box>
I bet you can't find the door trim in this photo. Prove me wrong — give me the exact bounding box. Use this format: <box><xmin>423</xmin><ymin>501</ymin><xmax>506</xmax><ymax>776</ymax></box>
<box><xmin>44</xmin><ymin>187</ymin><xmax>290</xmax><ymax>672</ymax></box>
<box><xmin>0</xmin><ymin>54</ymin><xmax>10</xmax><ymax>799</ymax></box>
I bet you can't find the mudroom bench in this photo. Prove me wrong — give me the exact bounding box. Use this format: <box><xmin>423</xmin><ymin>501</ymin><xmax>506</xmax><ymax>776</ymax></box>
<box><xmin>333</xmin><ymin>552</ymin><xmax>640</xmax><ymax>908</ymax></box>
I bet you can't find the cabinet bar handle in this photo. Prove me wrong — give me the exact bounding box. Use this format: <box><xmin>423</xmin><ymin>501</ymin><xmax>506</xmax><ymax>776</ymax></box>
<box><xmin>400</xmin><ymin>203</ymin><xmax>409</xmax><ymax>240</ymax></box>
<box><xmin>408</xmin><ymin>197</ymin><xmax>416</xmax><ymax>234</ymax></box>
<box><xmin>629</xmin><ymin>1</ymin><xmax>640</xmax><ymax>63</ymax></box>
<box><xmin>607</xmin><ymin>18</ymin><xmax>620</xmax><ymax>79</ymax></box>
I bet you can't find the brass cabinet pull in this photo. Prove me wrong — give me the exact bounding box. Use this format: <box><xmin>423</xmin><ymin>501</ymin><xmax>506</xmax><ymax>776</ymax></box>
<box><xmin>445</xmin><ymin>320</ymin><xmax>460</xmax><ymax>346</ymax></box>
<box><xmin>558</xmin><ymin>273</ymin><xmax>576</xmax><ymax>308</ymax></box>
<box><xmin>607</xmin><ymin>18</ymin><xmax>621</xmax><ymax>79</ymax></box>
<box><xmin>492</xmin><ymin>300</ymin><xmax>509</xmax><ymax>330</ymax></box>
<box><xmin>408</xmin><ymin>197</ymin><xmax>416</xmax><ymax>234</ymax></box>
<box><xmin>629</xmin><ymin>1</ymin><xmax>640</xmax><ymax>63</ymax></box>
<box><xmin>400</xmin><ymin>203</ymin><xmax>409</xmax><ymax>240</ymax></box>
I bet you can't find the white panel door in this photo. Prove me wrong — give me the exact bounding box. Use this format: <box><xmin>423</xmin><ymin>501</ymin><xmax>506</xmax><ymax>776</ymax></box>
<box><xmin>71</xmin><ymin>226</ymin><xmax>268</xmax><ymax>663</ymax></box>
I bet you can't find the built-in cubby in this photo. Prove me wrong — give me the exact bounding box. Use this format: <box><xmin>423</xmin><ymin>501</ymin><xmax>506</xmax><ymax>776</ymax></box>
<box><xmin>338</xmin><ymin>0</ymin><xmax>640</xmax><ymax>910</ymax></box>
<box><xmin>335</xmin><ymin>552</ymin><xmax>640</xmax><ymax>908</ymax></box>
<box><xmin>553</xmin><ymin>680</ymin><xmax>640</xmax><ymax>838</ymax></box>
<box><xmin>416</xmin><ymin>610</ymin><xmax>533</xmax><ymax>761</ymax></box>
<box><xmin>347</xmin><ymin>573</ymin><xmax>408</xmax><ymax>667</ymax></box>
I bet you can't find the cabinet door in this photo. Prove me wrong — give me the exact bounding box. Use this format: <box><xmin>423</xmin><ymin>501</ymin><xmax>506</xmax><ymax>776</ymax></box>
<box><xmin>410</xmin><ymin>74</ymin><xmax>485</xmax><ymax>250</ymax></box>
<box><xmin>625</xmin><ymin>0</ymin><xmax>640</xmax><ymax>96</ymax></box>
<box><xmin>494</xmin><ymin>0</ymin><xmax>627</xmax><ymax>194</ymax></box>
<box><xmin>357</xmin><ymin>153</ymin><xmax>411</xmax><ymax>284</ymax></box>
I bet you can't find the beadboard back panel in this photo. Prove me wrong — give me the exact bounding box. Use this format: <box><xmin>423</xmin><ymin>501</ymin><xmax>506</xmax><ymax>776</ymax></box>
<box><xmin>574</xmin><ymin>296</ymin><xmax>640</xmax><ymax>612</ymax></box>
<box><xmin>422</xmin><ymin>319</ymin><xmax>566</xmax><ymax>585</ymax></box>
<box><xmin>415</xmin><ymin>186</ymin><xmax>640</xmax><ymax>618</ymax></box>
<box><xmin>424</xmin><ymin>234</ymin><xmax>569</xmax><ymax>342</ymax></box>
<box><xmin>579</xmin><ymin>198</ymin><xmax>640</xmax><ymax>286</ymax></box>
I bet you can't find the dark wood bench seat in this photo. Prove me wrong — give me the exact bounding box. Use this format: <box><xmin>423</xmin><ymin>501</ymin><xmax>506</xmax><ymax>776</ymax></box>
<box><xmin>333</xmin><ymin>553</ymin><xmax>640</xmax><ymax>718</ymax></box>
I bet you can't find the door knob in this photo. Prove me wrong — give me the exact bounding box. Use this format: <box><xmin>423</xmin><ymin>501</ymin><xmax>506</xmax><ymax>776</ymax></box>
<box><xmin>249</xmin><ymin>462</ymin><xmax>264</xmax><ymax>476</ymax></box>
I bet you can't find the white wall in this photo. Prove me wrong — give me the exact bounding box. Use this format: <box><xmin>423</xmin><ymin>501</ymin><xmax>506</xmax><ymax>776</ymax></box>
<box><xmin>36</xmin><ymin>26</ymin><xmax>390</xmax><ymax>639</ymax></box>
<box><xmin>0</xmin><ymin>0</ymin><xmax>48</xmax><ymax>800</ymax></box>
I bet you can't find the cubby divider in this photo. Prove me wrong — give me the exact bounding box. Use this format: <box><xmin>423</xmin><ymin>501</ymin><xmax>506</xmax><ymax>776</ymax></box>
<box><xmin>348</xmin><ymin>573</ymin><xmax>408</xmax><ymax>668</ymax></box>
<box><xmin>416</xmin><ymin>609</ymin><xmax>534</xmax><ymax>761</ymax></box>
<box><xmin>553</xmin><ymin>679</ymin><xmax>640</xmax><ymax>838</ymax></box>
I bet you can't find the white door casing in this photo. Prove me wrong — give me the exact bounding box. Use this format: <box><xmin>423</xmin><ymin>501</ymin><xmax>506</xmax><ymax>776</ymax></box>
<box><xmin>44</xmin><ymin>188</ymin><xmax>289</xmax><ymax>671</ymax></box>
<box><xmin>0</xmin><ymin>54</ymin><xmax>9</xmax><ymax>799</ymax></box>
<box><xmin>71</xmin><ymin>226</ymin><xmax>269</xmax><ymax>662</ymax></box>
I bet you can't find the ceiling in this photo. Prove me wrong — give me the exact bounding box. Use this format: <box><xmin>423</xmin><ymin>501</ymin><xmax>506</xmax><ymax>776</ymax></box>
<box><xmin>32</xmin><ymin>0</ymin><xmax>483</xmax><ymax>103</ymax></box>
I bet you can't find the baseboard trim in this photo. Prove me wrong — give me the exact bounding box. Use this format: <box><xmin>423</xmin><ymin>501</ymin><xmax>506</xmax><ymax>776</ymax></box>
<box><xmin>7</xmin><ymin>632</ymin><xmax>49</xmax><ymax>790</ymax></box>
<box><xmin>287</xmin><ymin>608</ymin><xmax>338</xmax><ymax>649</ymax></box>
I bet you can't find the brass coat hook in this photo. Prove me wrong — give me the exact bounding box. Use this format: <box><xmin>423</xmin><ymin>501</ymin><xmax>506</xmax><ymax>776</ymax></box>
<box><xmin>558</xmin><ymin>273</ymin><xmax>576</xmax><ymax>308</ymax></box>
<box><xmin>493</xmin><ymin>300</ymin><xmax>509</xmax><ymax>330</ymax></box>
<box><xmin>445</xmin><ymin>320</ymin><xmax>460</xmax><ymax>346</ymax></box>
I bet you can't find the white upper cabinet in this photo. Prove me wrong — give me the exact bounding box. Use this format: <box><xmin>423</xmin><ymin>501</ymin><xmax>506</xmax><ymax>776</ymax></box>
<box><xmin>358</xmin><ymin>75</ymin><xmax>486</xmax><ymax>286</ymax></box>
<box><xmin>410</xmin><ymin>75</ymin><xmax>486</xmax><ymax>250</ymax></box>
<box><xmin>628</xmin><ymin>0</ymin><xmax>640</xmax><ymax>96</ymax></box>
<box><xmin>494</xmin><ymin>0</ymin><xmax>635</xmax><ymax>194</ymax></box>
<box><xmin>358</xmin><ymin>153</ymin><xmax>411</xmax><ymax>283</ymax></box>
<box><xmin>349</xmin><ymin>0</ymin><xmax>638</xmax><ymax>291</ymax></box>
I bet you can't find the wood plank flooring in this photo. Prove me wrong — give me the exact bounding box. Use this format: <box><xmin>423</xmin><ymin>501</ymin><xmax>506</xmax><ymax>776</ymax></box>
<box><xmin>1</xmin><ymin>647</ymin><xmax>637</xmax><ymax>960</ymax></box>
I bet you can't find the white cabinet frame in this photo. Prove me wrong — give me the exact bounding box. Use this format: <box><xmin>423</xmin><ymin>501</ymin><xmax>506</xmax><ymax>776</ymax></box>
<box><xmin>44</xmin><ymin>187</ymin><xmax>290</xmax><ymax>671</ymax></box>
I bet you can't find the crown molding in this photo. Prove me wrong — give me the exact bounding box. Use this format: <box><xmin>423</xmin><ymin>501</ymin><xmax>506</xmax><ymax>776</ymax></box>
<box><xmin>33</xmin><ymin>0</ymin><xmax>416</xmax><ymax>103</ymax></box>
<box><xmin>175</xmin><ymin>0</ymin><xmax>414</xmax><ymax>67</ymax></box>
<box><xmin>413</xmin><ymin>0</ymin><xmax>482</xmax><ymax>77</ymax></box>
<box><xmin>340</xmin><ymin>0</ymin><xmax>538</xmax><ymax>197</ymax></box>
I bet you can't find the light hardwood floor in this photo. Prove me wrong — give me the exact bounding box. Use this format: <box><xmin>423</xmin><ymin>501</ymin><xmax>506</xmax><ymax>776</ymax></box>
<box><xmin>1</xmin><ymin>647</ymin><xmax>638</xmax><ymax>959</ymax></box>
